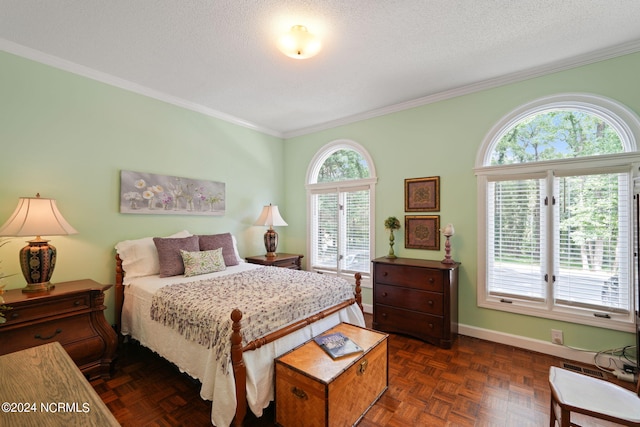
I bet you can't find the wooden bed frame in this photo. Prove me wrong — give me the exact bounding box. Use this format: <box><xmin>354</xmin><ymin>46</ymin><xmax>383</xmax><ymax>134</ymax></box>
<box><xmin>114</xmin><ymin>254</ymin><xmax>363</xmax><ymax>427</ymax></box>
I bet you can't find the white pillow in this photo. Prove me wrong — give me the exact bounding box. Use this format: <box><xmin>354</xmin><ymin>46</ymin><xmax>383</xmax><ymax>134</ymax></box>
<box><xmin>231</xmin><ymin>234</ymin><xmax>243</xmax><ymax>263</ymax></box>
<box><xmin>115</xmin><ymin>230</ymin><xmax>191</xmax><ymax>284</ymax></box>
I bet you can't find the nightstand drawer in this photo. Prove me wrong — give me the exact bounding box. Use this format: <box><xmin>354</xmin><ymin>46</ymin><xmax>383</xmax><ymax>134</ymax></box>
<box><xmin>374</xmin><ymin>263</ymin><xmax>443</xmax><ymax>291</ymax></box>
<box><xmin>374</xmin><ymin>284</ymin><xmax>443</xmax><ymax>315</ymax></box>
<box><xmin>0</xmin><ymin>314</ymin><xmax>96</xmax><ymax>356</ymax></box>
<box><xmin>2</xmin><ymin>293</ymin><xmax>90</xmax><ymax>326</ymax></box>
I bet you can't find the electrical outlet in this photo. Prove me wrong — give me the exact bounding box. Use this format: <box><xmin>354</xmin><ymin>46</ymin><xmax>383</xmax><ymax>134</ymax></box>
<box><xmin>551</xmin><ymin>329</ymin><xmax>563</xmax><ymax>345</ymax></box>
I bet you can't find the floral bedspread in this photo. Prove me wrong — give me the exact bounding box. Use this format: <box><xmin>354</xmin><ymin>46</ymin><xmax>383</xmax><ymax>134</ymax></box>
<box><xmin>149</xmin><ymin>267</ymin><xmax>355</xmax><ymax>374</ymax></box>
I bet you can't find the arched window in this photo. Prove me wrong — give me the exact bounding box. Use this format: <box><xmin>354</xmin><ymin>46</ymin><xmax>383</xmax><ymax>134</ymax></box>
<box><xmin>306</xmin><ymin>140</ymin><xmax>377</xmax><ymax>280</ymax></box>
<box><xmin>475</xmin><ymin>93</ymin><xmax>640</xmax><ymax>331</ymax></box>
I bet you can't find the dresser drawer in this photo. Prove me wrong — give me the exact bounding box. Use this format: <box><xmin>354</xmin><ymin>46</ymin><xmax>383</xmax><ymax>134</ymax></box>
<box><xmin>1</xmin><ymin>293</ymin><xmax>90</xmax><ymax>326</ymax></box>
<box><xmin>0</xmin><ymin>314</ymin><xmax>97</xmax><ymax>356</ymax></box>
<box><xmin>375</xmin><ymin>284</ymin><xmax>443</xmax><ymax>315</ymax></box>
<box><xmin>375</xmin><ymin>304</ymin><xmax>444</xmax><ymax>340</ymax></box>
<box><xmin>374</xmin><ymin>263</ymin><xmax>443</xmax><ymax>292</ymax></box>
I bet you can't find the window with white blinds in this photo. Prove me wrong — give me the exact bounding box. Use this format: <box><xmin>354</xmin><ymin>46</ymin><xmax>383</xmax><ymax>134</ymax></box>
<box><xmin>311</xmin><ymin>188</ymin><xmax>370</xmax><ymax>273</ymax></box>
<box><xmin>487</xmin><ymin>172</ymin><xmax>631</xmax><ymax>314</ymax></box>
<box><xmin>306</xmin><ymin>141</ymin><xmax>376</xmax><ymax>279</ymax></box>
<box><xmin>476</xmin><ymin>94</ymin><xmax>640</xmax><ymax>330</ymax></box>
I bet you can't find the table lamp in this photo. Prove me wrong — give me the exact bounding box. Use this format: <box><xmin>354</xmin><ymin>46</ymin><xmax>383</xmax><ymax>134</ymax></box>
<box><xmin>254</xmin><ymin>204</ymin><xmax>288</xmax><ymax>257</ymax></box>
<box><xmin>0</xmin><ymin>194</ymin><xmax>78</xmax><ymax>292</ymax></box>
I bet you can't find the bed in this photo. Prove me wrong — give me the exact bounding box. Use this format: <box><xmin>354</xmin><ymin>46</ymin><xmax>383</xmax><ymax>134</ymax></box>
<box><xmin>113</xmin><ymin>231</ymin><xmax>365</xmax><ymax>427</ymax></box>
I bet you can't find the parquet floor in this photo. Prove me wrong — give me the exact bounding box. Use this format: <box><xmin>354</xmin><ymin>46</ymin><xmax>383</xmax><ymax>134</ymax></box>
<box><xmin>90</xmin><ymin>315</ymin><xmax>635</xmax><ymax>426</ymax></box>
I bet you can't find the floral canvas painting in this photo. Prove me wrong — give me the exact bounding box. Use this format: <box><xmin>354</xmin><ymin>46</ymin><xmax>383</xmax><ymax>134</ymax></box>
<box><xmin>120</xmin><ymin>170</ymin><xmax>225</xmax><ymax>215</ymax></box>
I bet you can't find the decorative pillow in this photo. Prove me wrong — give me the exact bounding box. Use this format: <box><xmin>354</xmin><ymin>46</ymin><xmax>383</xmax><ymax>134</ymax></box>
<box><xmin>198</xmin><ymin>233</ymin><xmax>240</xmax><ymax>266</ymax></box>
<box><xmin>181</xmin><ymin>248</ymin><xmax>226</xmax><ymax>277</ymax></box>
<box><xmin>153</xmin><ymin>235</ymin><xmax>200</xmax><ymax>277</ymax></box>
<box><xmin>115</xmin><ymin>230</ymin><xmax>191</xmax><ymax>284</ymax></box>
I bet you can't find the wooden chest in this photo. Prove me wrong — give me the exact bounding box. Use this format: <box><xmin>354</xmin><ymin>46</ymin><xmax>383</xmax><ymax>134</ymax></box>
<box><xmin>275</xmin><ymin>323</ymin><xmax>388</xmax><ymax>427</ymax></box>
<box><xmin>372</xmin><ymin>257</ymin><xmax>459</xmax><ymax>349</ymax></box>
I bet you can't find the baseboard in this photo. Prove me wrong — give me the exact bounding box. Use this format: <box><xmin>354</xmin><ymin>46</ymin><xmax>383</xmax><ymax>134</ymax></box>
<box><xmin>459</xmin><ymin>323</ymin><xmax>598</xmax><ymax>365</ymax></box>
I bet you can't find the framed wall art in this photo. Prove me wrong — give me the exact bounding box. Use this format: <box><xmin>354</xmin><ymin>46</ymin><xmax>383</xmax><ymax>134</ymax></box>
<box><xmin>120</xmin><ymin>170</ymin><xmax>225</xmax><ymax>215</ymax></box>
<box><xmin>404</xmin><ymin>176</ymin><xmax>440</xmax><ymax>212</ymax></box>
<box><xmin>405</xmin><ymin>215</ymin><xmax>440</xmax><ymax>250</ymax></box>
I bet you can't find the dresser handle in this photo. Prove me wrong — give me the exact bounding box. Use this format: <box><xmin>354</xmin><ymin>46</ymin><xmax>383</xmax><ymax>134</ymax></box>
<box><xmin>357</xmin><ymin>358</ymin><xmax>368</xmax><ymax>376</ymax></box>
<box><xmin>428</xmin><ymin>278</ymin><xmax>434</xmax><ymax>284</ymax></box>
<box><xmin>382</xmin><ymin>292</ymin><xmax>388</xmax><ymax>297</ymax></box>
<box><xmin>428</xmin><ymin>300</ymin><xmax>433</xmax><ymax>305</ymax></box>
<box><xmin>10</xmin><ymin>312</ymin><xmax>19</xmax><ymax>319</ymax></box>
<box><xmin>74</xmin><ymin>300</ymin><xmax>82</xmax><ymax>306</ymax></box>
<box><xmin>382</xmin><ymin>271</ymin><xmax>388</xmax><ymax>277</ymax></box>
<box><xmin>428</xmin><ymin>323</ymin><xmax>434</xmax><ymax>329</ymax></box>
<box><xmin>381</xmin><ymin>313</ymin><xmax>387</xmax><ymax>318</ymax></box>
<box><xmin>291</xmin><ymin>386</ymin><xmax>308</xmax><ymax>400</ymax></box>
<box><xmin>35</xmin><ymin>328</ymin><xmax>62</xmax><ymax>340</ymax></box>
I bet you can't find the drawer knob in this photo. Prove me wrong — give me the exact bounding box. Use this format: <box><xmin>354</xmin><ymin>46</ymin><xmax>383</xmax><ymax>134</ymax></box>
<box><xmin>382</xmin><ymin>271</ymin><xmax>388</xmax><ymax>277</ymax></box>
<box><xmin>428</xmin><ymin>300</ymin><xmax>433</xmax><ymax>306</ymax></box>
<box><xmin>428</xmin><ymin>278</ymin><xmax>434</xmax><ymax>284</ymax></box>
<box><xmin>291</xmin><ymin>386</ymin><xmax>308</xmax><ymax>400</ymax></box>
<box><xmin>74</xmin><ymin>300</ymin><xmax>82</xmax><ymax>306</ymax></box>
<box><xmin>428</xmin><ymin>323</ymin><xmax>434</xmax><ymax>329</ymax></box>
<box><xmin>381</xmin><ymin>313</ymin><xmax>387</xmax><ymax>318</ymax></box>
<box><xmin>382</xmin><ymin>292</ymin><xmax>388</xmax><ymax>297</ymax></box>
<box><xmin>34</xmin><ymin>328</ymin><xmax>62</xmax><ymax>340</ymax></box>
<box><xmin>357</xmin><ymin>358</ymin><xmax>368</xmax><ymax>376</ymax></box>
<box><xmin>10</xmin><ymin>312</ymin><xmax>19</xmax><ymax>319</ymax></box>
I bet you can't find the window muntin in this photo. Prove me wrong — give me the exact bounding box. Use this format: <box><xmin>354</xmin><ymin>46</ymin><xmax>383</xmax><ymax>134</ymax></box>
<box><xmin>477</xmin><ymin>94</ymin><xmax>640</xmax><ymax>330</ymax></box>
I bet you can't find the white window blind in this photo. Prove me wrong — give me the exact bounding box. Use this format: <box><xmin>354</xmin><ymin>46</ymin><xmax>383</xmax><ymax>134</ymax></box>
<box><xmin>311</xmin><ymin>188</ymin><xmax>370</xmax><ymax>274</ymax></box>
<box><xmin>487</xmin><ymin>178</ymin><xmax>547</xmax><ymax>302</ymax></box>
<box><xmin>554</xmin><ymin>172</ymin><xmax>630</xmax><ymax>313</ymax></box>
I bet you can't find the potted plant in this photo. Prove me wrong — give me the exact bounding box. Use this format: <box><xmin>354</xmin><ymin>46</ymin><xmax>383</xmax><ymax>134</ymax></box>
<box><xmin>384</xmin><ymin>216</ymin><xmax>401</xmax><ymax>258</ymax></box>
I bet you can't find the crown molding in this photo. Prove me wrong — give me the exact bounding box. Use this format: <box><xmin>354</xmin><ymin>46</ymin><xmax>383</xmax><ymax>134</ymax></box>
<box><xmin>0</xmin><ymin>39</ymin><xmax>283</xmax><ymax>138</ymax></box>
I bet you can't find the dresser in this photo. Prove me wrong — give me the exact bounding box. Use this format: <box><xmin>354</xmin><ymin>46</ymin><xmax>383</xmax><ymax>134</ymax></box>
<box><xmin>245</xmin><ymin>253</ymin><xmax>304</xmax><ymax>270</ymax></box>
<box><xmin>0</xmin><ymin>279</ymin><xmax>117</xmax><ymax>379</ymax></box>
<box><xmin>372</xmin><ymin>257</ymin><xmax>459</xmax><ymax>349</ymax></box>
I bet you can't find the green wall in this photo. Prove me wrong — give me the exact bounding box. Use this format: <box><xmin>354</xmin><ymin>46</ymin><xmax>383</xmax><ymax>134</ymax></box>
<box><xmin>0</xmin><ymin>52</ymin><xmax>286</xmax><ymax>324</ymax></box>
<box><xmin>283</xmin><ymin>52</ymin><xmax>640</xmax><ymax>351</ymax></box>
<box><xmin>2</xmin><ymin>48</ymin><xmax>639</xmax><ymax>351</ymax></box>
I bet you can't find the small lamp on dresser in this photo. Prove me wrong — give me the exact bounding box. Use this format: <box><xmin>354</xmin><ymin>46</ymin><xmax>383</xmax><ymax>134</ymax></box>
<box><xmin>254</xmin><ymin>204</ymin><xmax>288</xmax><ymax>257</ymax></box>
<box><xmin>0</xmin><ymin>193</ymin><xmax>78</xmax><ymax>292</ymax></box>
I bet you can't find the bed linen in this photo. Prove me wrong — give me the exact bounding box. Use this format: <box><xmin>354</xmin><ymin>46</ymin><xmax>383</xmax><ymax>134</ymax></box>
<box><xmin>120</xmin><ymin>263</ymin><xmax>365</xmax><ymax>427</ymax></box>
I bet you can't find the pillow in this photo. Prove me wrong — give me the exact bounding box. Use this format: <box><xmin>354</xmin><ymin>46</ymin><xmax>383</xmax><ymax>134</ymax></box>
<box><xmin>115</xmin><ymin>230</ymin><xmax>191</xmax><ymax>283</ymax></box>
<box><xmin>198</xmin><ymin>233</ymin><xmax>240</xmax><ymax>266</ymax></box>
<box><xmin>153</xmin><ymin>235</ymin><xmax>200</xmax><ymax>277</ymax></box>
<box><xmin>181</xmin><ymin>248</ymin><xmax>226</xmax><ymax>277</ymax></box>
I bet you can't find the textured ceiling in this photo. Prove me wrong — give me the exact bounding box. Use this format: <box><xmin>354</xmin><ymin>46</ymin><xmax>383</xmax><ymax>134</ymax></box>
<box><xmin>2</xmin><ymin>1</ymin><xmax>640</xmax><ymax>137</ymax></box>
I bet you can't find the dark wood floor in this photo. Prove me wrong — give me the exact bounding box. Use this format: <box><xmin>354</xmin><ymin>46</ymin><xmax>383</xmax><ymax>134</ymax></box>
<box><xmin>91</xmin><ymin>315</ymin><xmax>634</xmax><ymax>426</ymax></box>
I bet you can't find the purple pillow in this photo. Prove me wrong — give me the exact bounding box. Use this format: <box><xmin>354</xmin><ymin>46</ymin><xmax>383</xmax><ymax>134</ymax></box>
<box><xmin>153</xmin><ymin>235</ymin><xmax>200</xmax><ymax>277</ymax></box>
<box><xmin>198</xmin><ymin>233</ymin><xmax>239</xmax><ymax>266</ymax></box>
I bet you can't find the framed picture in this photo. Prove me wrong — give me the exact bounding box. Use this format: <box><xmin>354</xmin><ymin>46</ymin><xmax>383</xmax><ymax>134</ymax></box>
<box><xmin>405</xmin><ymin>176</ymin><xmax>440</xmax><ymax>212</ymax></box>
<box><xmin>120</xmin><ymin>170</ymin><xmax>225</xmax><ymax>215</ymax></box>
<box><xmin>405</xmin><ymin>215</ymin><xmax>440</xmax><ymax>250</ymax></box>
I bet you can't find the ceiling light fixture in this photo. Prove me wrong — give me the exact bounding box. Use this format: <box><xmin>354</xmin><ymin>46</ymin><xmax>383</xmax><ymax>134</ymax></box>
<box><xmin>277</xmin><ymin>25</ymin><xmax>321</xmax><ymax>59</ymax></box>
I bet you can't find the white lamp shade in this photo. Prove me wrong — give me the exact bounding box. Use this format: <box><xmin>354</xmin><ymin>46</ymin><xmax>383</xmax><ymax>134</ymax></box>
<box><xmin>277</xmin><ymin>25</ymin><xmax>322</xmax><ymax>59</ymax></box>
<box><xmin>0</xmin><ymin>196</ymin><xmax>78</xmax><ymax>237</ymax></box>
<box><xmin>254</xmin><ymin>204</ymin><xmax>288</xmax><ymax>227</ymax></box>
<box><xmin>442</xmin><ymin>223</ymin><xmax>455</xmax><ymax>237</ymax></box>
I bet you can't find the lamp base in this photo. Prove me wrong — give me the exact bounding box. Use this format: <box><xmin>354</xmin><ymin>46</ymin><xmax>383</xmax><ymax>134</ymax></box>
<box><xmin>264</xmin><ymin>228</ymin><xmax>279</xmax><ymax>258</ymax></box>
<box><xmin>19</xmin><ymin>239</ymin><xmax>57</xmax><ymax>292</ymax></box>
<box><xmin>22</xmin><ymin>282</ymin><xmax>55</xmax><ymax>293</ymax></box>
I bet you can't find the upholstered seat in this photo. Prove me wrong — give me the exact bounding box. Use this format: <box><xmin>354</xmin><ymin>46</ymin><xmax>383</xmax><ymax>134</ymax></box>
<box><xmin>549</xmin><ymin>366</ymin><xmax>640</xmax><ymax>427</ymax></box>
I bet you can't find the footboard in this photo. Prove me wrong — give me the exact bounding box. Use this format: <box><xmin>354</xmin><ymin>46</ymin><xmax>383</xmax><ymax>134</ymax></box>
<box><xmin>230</xmin><ymin>272</ymin><xmax>363</xmax><ymax>426</ymax></box>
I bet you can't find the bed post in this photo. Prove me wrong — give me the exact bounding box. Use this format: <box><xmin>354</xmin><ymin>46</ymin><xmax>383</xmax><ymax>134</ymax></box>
<box><xmin>354</xmin><ymin>272</ymin><xmax>364</xmax><ymax>314</ymax></box>
<box><xmin>231</xmin><ymin>308</ymin><xmax>247</xmax><ymax>427</ymax></box>
<box><xmin>115</xmin><ymin>254</ymin><xmax>125</xmax><ymax>336</ymax></box>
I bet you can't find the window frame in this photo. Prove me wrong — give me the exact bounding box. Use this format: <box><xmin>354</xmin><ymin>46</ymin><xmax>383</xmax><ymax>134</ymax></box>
<box><xmin>306</xmin><ymin>140</ymin><xmax>377</xmax><ymax>285</ymax></box>
<box><xmin>475</xmin><ymin>93</ymin><xmax>640</xmax><ymax>331</ymax></box>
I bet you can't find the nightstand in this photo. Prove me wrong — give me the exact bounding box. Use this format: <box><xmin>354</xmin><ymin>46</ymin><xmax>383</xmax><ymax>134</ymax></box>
<box><xmin>0</xmin><ymin>279</ymin><xmax>117</xmax><ymax>379</ymax></box>
<box><xmin>245</xmin><ymin>253</ymin><xmax>304</xmax><ymax>270</ymax></box>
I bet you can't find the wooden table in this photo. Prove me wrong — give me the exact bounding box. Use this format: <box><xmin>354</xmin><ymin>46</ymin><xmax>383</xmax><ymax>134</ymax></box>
<box><xmin>0</xmin><ymin>342</ymin><xmax>120</xmax><ymax>426</ymax></box>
